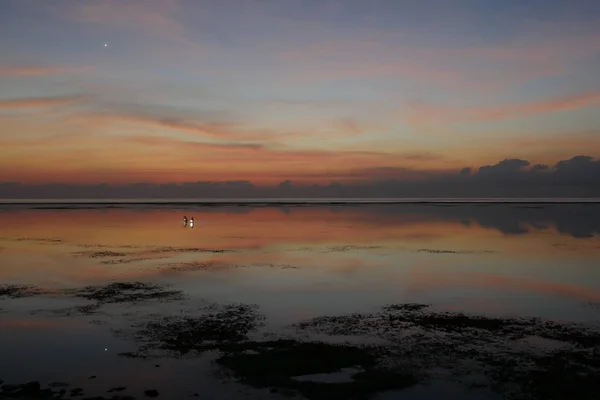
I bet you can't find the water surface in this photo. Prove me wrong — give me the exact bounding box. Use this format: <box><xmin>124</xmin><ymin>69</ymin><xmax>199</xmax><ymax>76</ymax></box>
<box><xmin>1</xmin><ymin>203</ymin><xmax>599</xmax><ymax>399</ymax></box>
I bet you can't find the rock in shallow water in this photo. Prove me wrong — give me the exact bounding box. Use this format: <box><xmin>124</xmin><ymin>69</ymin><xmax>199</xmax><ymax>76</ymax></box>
<box><xmin>144</xmin><ymin>389</ymin><xmax>159</xmax><ymax>397</ymax></box>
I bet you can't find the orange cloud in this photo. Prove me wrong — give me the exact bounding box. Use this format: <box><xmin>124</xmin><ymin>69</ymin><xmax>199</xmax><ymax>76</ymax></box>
<box><xmin>405</xmin><ymin>129</ymin><xmax>600</xmax><ymax>169</ymax></box>
<box><xmin>0</xmin><ymin>131</ymin><xmax>444</xmax><ymax>185</ymax></box>
<box><xmin>0</xmin><ymin>95</ymin><xmax>85</xmax><ymax>110</ymax></box>
<box><xmin>96</xmin><ymin>112</ymin><xmax>282</xmax><ymax>142</ymax></box>
<box><xmin>405</xmin><ymin>92</ymin><xmax>600</xmax><ymax>125</ymax></box>
<box><xmin>126</xmin><ymin>135</ymin><xmax>264</xmax><ymax>150</ymax></box>
<box><xmin>74</xmin><ymin>110</ymin><xmax>379</xmax><ymax>143</ymax></box>
<box><xmin>1</xmin><ymin>96</ymin><xmax>597</xmax><ymax>186</ymax></box>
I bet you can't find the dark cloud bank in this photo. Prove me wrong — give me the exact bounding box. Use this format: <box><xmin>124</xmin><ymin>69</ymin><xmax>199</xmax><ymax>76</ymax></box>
<box><xmin>2</xmin><ymin>155</ymin><xmax>600</xmax><ymax>199</ymax></box>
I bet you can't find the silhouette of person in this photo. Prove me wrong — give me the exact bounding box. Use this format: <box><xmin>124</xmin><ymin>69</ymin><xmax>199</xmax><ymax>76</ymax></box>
<box><xmin>183</xmin><ymin>215</ymin><xmax>188</xmax><ymax>227</ymax></box>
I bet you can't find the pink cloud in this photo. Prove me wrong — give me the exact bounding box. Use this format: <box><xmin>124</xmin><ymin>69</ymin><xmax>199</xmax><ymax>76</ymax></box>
<box><xmin>0</xmin><ymin>95</ymin><xmax>85</xmax><ymax>110</ymax></box>
<box><xmin>61</xmin><ymin>0</ymin><xmax>207</xmax><ymax>54</ymax></box>
<box><xmin>405</xmin><ymin>91</ymin><xmax>600</xmax><ymax>125</ymax></box>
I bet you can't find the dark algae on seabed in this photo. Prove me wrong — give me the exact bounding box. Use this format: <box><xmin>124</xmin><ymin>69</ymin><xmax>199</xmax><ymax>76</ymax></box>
<box><xmin>26</xmin><ymin>282</ymin><xmax>186</xmax><ymax>317</ymax></box>
<box><xmin>63</xmin><ymin>282</ymin><xmax>184</xmax><ymax>304</ymax></box>
<box><xmin>294</xmin><ymin>303</ymin><xmax>600</xmax><ymax>400</ymax></box>
<box><xmin>99</xmin><ymin>301</ymin><xmax>600</xmax><ymax>399</ymax></box>
<box><xmin>4</xmin><ymin>295</ymin><xmax>600</xmax><ymax>399</ymax></box>
<box><xmin>116</xmin><ymin>303</ymin><xmax>265</xmax><ymax>357</ymax></box>
<box><xmin>0</xmin><ymin>284</ymin><xmax>46</xmax><ymax>299</ymax></box>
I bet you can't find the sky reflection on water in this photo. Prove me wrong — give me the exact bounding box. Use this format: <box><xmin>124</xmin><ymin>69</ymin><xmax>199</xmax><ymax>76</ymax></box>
<box><xmin>1</xmin><ymin>204</ymin><xmax>599</xmax><ymax>317</ymax></box>
<box><xmin>0</xmin><ymin>204</ymin><xmax>599</xmax><ymax>398</ymax></box>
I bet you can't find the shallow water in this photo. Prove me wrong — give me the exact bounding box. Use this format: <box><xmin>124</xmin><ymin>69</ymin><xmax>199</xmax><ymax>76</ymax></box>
<box><xmin>1</xmin><ymin>203</ymin><xmax>599</xmax><ymax>399</ymax></box>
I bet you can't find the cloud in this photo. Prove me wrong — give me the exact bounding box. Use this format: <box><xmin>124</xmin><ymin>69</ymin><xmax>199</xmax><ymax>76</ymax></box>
<box><xmin>554</xmin><ymin>155</ymin><xmax>600</xmax><ymax>181</ymax></box>
<box><xmin>78</xmin><ymin>111</ymin><xmax>289</xmax><ymax>142</ymax></box>
<box><xmin>309</xmin><ymin>165</ymin><xmax>449</xmax><ymax>181</ymax></box>
<box><xmin>397</xmin><ymin>152</ymin><xmax>442</xmax><ymax>162</ymax></box>
<box><xmin>125</xmin><ymin>135</ymin><xmax>264</xmax><ymax>150</ymax></box>
<box><xmin>76</xmin><ymin>101</ymin><xmax>379</xmax><ymax>142</ymax></box>
<box><xmin>0</xmin><ymin>130</ymin><xmax>416</xmax><ymax>185</ymax></box>
<box><xmin>61</xmin><ymin>0</ymin><xmax>207</xmax><ymax>54</ymax></box>
<box><xmin>2</xmin><ymin>153</ymin><xmax>600</xmax><ymax>198</ymax></box>
<box><xmin>405</xmin><ymin>92</ymin><xmax>600</xmax><ymax>125</ymax></box>
<box><xmin>0</xmin><ymin>95</ymin><xmax>85</xmax><ymax>110</ymax></box>
<box><xmin>277</xmin><ymin>30</ymin><xmax>600</xmax><ymax>89</ymax></box>
<box><xmin>329</xmin><ymin>118</ymin><xmax>365</xmax><ymax>136</ymax></box>
<box><xmin>468</xmin><ymin>155</ymin><xmax>600</xmax><ymax>181</ymax></box>
<box><xmin>477</xmin><ymin>158</ymin><xmax>530</xmax><ymax>175</ymax></box>
<box><xmin>459</xmin><ymin>167</ymin><xmax>472</xmax><ymax>177</ymax></box>
<box><xmin>455</xmin><ymin>156</ymin><xmax>600</xmax><ymax>197</ymax></box>
<box><xmin>530</xmin><ymin>164</ymin><xmax>549</xmax><ymax>173</ymax></box>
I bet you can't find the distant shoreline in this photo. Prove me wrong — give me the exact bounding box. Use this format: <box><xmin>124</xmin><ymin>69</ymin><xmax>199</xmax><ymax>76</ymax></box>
<box><xmin>1</xmin><ymin>198</ymin><xmax>600</xmax><ymax>206</ymax></box>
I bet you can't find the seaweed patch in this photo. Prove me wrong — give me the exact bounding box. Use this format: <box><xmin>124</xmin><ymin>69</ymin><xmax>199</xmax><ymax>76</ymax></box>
<box><xmin>148</xmin><ymin>247</ymin><xmax>237</xmax><ymax>254</ymax></box>
<box><xmin>77</xmin><ymin>244</ymin><xmax>142</xmax><ymax>249</ymax></box>
<box><xmin>72</xmin><ymin>251</ymin><xmax>131</xmax><ymax>258</ymax></box>
<box><xmin>414</xmin><ymin>249</ymin><xmax>494</xmax><ymax>254</ymax></box>
<box><xmin>115</xmin><ymin>303</ymin><xmax>265</xmax><ymax>357</ymax></box>
<box><xmin>293</xmin><ymin>245</ymin><xmax>385</xmax><ymax>253</ymax></box>
<box><xmin>324</xmin><ymin>245</ymin><xmax>384</xmax><ymax>253</ymax></box>
<box><xmin>99</xmin><ymin>257</ymin><xmax>168</xmax><ymax>265</ymax></box>
<box><xmin>64</xmin><ymin>282</ymin><xmax>184</xmax><ymax>304</ymax></box>
<box><xmin>0</xmin><ymin>284</ymin><xmax>46</xmax><ymax>299</ymax></box>
<box><xmin>12</xmin><ymin>238</ymin><xmax>64</xmax><ymax>244</ymax></box>
<box><xmin>32</xmin><ymin>303</ymin><xmax>104</xmax><ymax>317</ymax></box>
<box><xmin>161</xmin><ymin>261</ymin><xmax>299</xmax><ymax>272</ymax></box>
<box><xmin>160</xmin><ymin>261</ymin><xmax>234</xmax><ymax>272</ymax></box>
<box><xmin>33</xmin><ymin>282</ymin><xmax>185</xmax><ymax>317</ymax></box>
<box><xmin>293</xmin><ymin>303</ymin><xmax>600</xmax><ymax>400</ymax></box>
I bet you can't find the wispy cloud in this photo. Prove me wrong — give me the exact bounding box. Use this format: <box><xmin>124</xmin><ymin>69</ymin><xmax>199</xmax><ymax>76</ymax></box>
<box><xmin>80</xmin><ymin>111</ymin><xmax>287</xmax><ymax>142</ymax></box>
<box><xmin>61</xmin><ymin>0</ymin><xmax>207</xmax><ymax>54</ymax></box>
<box><xmin>0</xmin><ymin>95</ymin><xmax>85</xmax><ymax>110</ymax></box>
<box><xmin>76</xmin><ymin>104</ymin><xmax>378</xmax><ymax>143</ymax></box>
<box><xmin>0</xmin><ymin>130</ymin><xmax>441</xmax><ymax>184</ymax></box>
<box><xmin>405</xmin><ymin>91</ymin><xmax>600</xmax><ymax>125</ymax></box>
<box><xmin>125</xmin><ymin>135</ymin><xmax>264</xmax><ymax>150</ymax></box>
<box><xmin>303</xmin><ymin>117</ymin><xmax>389</xmax><ymax>138</ymax></box>
<box><xmin>277</xmin><ymin>30</ymin><xmax>600</xmax><ymax>89</ymax></box>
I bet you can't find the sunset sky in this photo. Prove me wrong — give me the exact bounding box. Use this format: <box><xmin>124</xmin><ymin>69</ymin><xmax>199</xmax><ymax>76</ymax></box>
<box><xmin>1</xmin><ymin>0</ymin><xmax>600</xmax><ymax>188</ymax></box>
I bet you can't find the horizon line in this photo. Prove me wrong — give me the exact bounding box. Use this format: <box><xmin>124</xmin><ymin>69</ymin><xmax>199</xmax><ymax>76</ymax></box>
<box><xmin>1</xmin><ymin>197</ymin><xmax>600</xmax><ymax>206</ymax></box>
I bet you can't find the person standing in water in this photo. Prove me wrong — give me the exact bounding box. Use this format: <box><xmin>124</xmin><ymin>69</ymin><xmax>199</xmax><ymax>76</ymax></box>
<box><xmin>183</xmin><ymin>216</ymin><xmax>188</xmax><ymax>226</ymax></box>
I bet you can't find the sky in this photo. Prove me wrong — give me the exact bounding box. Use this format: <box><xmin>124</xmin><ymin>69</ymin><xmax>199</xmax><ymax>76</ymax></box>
<box><xmin>1</xmin><ymin>0</ymin><xmax>600</xmax><ymax>197</ymax></box>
